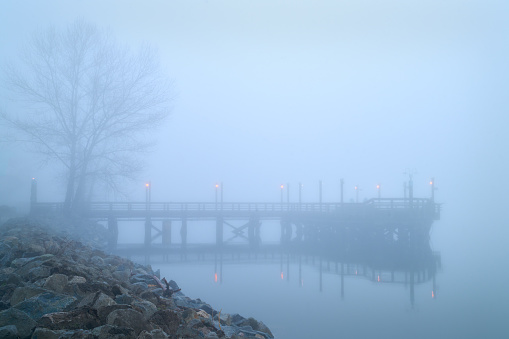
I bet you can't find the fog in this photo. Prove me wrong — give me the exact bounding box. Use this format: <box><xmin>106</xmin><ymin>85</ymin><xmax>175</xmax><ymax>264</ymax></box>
<box><xmin>1</xmin><ymin>1</ymin><xmax>508</xmax><ymax>338</ymax></box>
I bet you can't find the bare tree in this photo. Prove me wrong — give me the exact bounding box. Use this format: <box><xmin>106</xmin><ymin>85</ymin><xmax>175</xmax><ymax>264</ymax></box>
<box><xmin>1</xmin><ymin>19</ymin><xmax>173</xmax><ymax>214</ymax></box>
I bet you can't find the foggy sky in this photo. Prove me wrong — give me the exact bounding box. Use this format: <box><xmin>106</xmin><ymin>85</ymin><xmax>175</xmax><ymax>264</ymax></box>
<box><xmin>0</xmin><ymin>0</ymin><xmax>507</xmax><ymax>228</ymax></box>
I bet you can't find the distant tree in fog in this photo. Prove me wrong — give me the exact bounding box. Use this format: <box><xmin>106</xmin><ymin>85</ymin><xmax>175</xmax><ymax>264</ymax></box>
<box><xmin>1</xmin><ymin>19</ymin><xmax>173</xmax><ymax>214</ymax></box>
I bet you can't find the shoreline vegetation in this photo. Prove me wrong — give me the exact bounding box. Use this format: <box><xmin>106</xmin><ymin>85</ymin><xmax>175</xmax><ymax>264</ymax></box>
<box><xmin>0</xmin><ymin>217</ymin><xmax>274</xmax><ymax>339</ymax></box>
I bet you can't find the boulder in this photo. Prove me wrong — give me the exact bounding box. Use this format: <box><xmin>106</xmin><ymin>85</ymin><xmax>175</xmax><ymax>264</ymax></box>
<box><xmin>32</xmin><ymin>327</ymin><xmax>60</xmax><ymax>339</ymax></box>
<box><xmin>132</xmin><ymin>299</ymin><xmax>158</xmax><ymax>321</ymax></box>
<box><xmin>43</xmin><ymin>274</ymin><xmax>69</xmax><ymax>293</ymax></box>
<box><xmin>10</xmin><ymin>286</ymin><xmax>47</xmax><ymax>306</ymax></box>
<box><xmin>37</xmin><ymin>307</ymin><xmax>101</xmax><ymax>330</ymax></box>
<box><xmin>91</xmin><ymin>325</ymin><xmax>136</xmax><ymax>339</ymax></box>
<box><xmin>68</xmin><ymin>275</ymin><xmax>87</xmax><ymax>284</ymax></box>
<box><xmin>12</xmin><ymin>292</ymin><xmax>77</xmax><ymax>320</ymax></box>
<box><xmin>137</xmin><ymin>329</ymin><xmax>169</xmax><ymax>339</ymax></box>
<box><xmin>96</xmin><ymin>304</ymin><xmax>131</xmax><ymax>324</ymax></box>
<box><xmin>106</xmin><ymin>308</ymin><xmax>152</xmax><ymax>335</ymax></box>
<box><xmin>78</xmin><ymin>292</ymin><xmax>116</xmax><ymax>309</ymax></box>
<box><xmin>0</xmin><ymin>308</ymin><xmax>36</xmax><ymax>339</ymax></box>
<box><xmin>149</xmin><ymin>310</ymin><xmax>181</xmax><ymax>336</ymax></box>
<box><xmin>0</xmin><ymin>325</ymin><xmax>18</xmax><ymax>338</ymax></box>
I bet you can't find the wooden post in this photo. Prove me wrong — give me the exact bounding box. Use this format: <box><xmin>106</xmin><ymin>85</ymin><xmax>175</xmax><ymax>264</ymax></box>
<box><xmin>287</xmin><ymin>183</ymin><xmax>290</xmax><ymax>204</ymax></box>
<box><xmin>162</xmin><ymin>220</ymin><xmax>171</xmax><ymax>246</ymax></box>
<box><xmin>220</xmin><ymin>182</ymin><xmax>223</xmax><ymax>211</ymax></box>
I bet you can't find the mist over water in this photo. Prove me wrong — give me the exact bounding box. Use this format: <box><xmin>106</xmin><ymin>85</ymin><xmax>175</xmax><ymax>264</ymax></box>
<box><xmin>1</xmin><ymin>1</ymin><xmax>508</xmax><ymax>338</ymax></box>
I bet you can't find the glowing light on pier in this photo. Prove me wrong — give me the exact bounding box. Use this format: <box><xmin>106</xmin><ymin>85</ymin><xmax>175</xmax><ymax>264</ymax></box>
<box><xmin>280</xmin><ymin>272</ymin><xmax>284</xmax><ymax>280</ymax></box>
<box><xmin>377</xmin><ymin>275</ymin><xmax>380</xmax><ymax>282</ymax></box>
<box><xmin>214</xmin><ymin>273</ymin><xmax>218</xmax><ymax>283</ymax></box>
<box><xmin>432</xmin><ymin>291</ymin><xmax>435</xmax><ymax>298</ymax></box>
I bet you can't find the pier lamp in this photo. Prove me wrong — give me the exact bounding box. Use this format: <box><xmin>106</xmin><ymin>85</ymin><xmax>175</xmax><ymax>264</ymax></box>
<box><xmin>376</xmin><ymin>184</ymin><xmax>381</xmax><ymax>199</ymax></box>
<box><xmin>430</xmin><ymin>178</ymin><xmax>435</xmax><ymax>201</ymax></box>
<box><xmin>145</xmin><ymin>182</ymin><xmax>151</xmax><ymax>205</ymax></box>
<box><xmin>280</xmin><ymin>184</ymin><xmax>284</xmax><ymax>205</ymax></box>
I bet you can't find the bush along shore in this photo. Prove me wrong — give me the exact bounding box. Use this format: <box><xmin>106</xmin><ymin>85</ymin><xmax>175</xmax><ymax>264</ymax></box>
<box><xmin>0</xmin><ymin>218</ymin><xmax>274</xmax><ymax>339</ymax></box>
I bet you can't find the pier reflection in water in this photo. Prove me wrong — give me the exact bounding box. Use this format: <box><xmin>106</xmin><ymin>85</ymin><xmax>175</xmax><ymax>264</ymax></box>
<box><xmin>112</xmin><ymin>212</ymin><xmax>444</xmax><ymax>339</ymax></box>
<box><xmin>120</xmin><ymin>238</ymin><xmax>440</xmax><ymax>306</ymax></box>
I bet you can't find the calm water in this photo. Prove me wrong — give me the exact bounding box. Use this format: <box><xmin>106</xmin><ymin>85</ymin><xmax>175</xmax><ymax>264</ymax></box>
<box><xmin>122</xmin><ymin>214</ymin><xmax>509</xmax><ymax>339</ymax></box>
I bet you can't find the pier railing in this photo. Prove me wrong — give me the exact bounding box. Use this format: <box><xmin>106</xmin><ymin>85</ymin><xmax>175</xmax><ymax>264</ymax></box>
<box><xmin>32</xmin><ymin>198</ymin><xmax>440</xmax><ymax>219</ymax></box>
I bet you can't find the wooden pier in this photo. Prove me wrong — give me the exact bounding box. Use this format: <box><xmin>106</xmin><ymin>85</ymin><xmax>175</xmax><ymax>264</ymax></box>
<box><xmin>31</xmin><ymin>197</ymin><xmax>440</xmax><ymax>249</ymax></box>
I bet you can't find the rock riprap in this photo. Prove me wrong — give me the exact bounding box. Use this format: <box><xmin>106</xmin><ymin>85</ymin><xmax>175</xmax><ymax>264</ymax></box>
<box><xmin>0</xmin><ymin>218</ymin><xmax>274</xmax><ymax>339</ymax></box>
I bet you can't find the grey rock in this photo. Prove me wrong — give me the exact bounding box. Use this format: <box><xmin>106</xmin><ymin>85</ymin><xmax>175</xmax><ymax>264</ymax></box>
<box><xmin>68</xmin><ymin>276</ymin><xmax>86</xmax><ymax>284</ymax></box>
<box><xmin>107</xmin><ymin>308</ymin><xmax>152</xmax><ymax>335</ymax></box>
<box><xmin>91</xmin><ymin>325</ymin><xmax>136</xmax><ymax>339</ymax></box>
<box><xmin>132</xmin><ymin>300</ymin><xmax>157</xmax><ymax>320</ymax></box>
<box><xmin>149</xmin><ymin>310</ymin><xmax>180</xmax><ymax>336</ymax></box>
<box><xmin>10</xmin><ymin>286</ymin><xmax>47</xmax><ymax>306</ymax></box>
<box><xmin>13</xmin><ymin>292</ymin><xmax>77</xmax><ymax>320</ymax></box>
<box><xmin>238</xmin><ymin>317</ymin><xmax>273</xmax><ymax>338</ymax></box>
<box><xmin>130</xmin><ymin>282</ymin><xmax>148</xmax><ymax>294</ymax></box>
<box><xmin>96</xmin><ymin>304</ymin><xmax>131</xmax><ymax>324</ymax></box>
<box><xmin>27</xmin><ymin>266</ymin><xmax>52</xmax><ymax>281</ymax></box>
<box><xmin>0</xmin><ymin>308</ymin><xmax>36</xmax><ymax>339</ymax></box>
<box><xmin>0</xmin><ymin>325</ymin><xmax>17</xmax><ymax>338</ymax></box>
<box><xmin>32</xmin><ymin>327</ymin><xmax>60</xmax><ymax>339</ymax></box>
<box><xmin>78</xmin><ymin>292</ymin><xmax>116</xmax><ymax>309</ymax></box>
<box><xmin>0</xmin><ymin>272</ymin><xmax>23</xmax><ymax>286</ymax></box>
<box><xmin>115</xmin><ymin>294</ymin><xmax>134</xmax><ymax>305</ymax></box>
<box><xmin>90</xmin><ymin>256</ymin><xmax>105</xmax><ymax>267</ymax></box>
<box><xmin>37</xmin><ymin>307</ymin><xmax>100</xmax><ymax>330</ymax></box>
<box><xmin>168</xmin><ymin>280</ymin><xmax>179</xmax><ymax>290</ymax></box>
<box><xmin>137</xmin><ymin>329</ymin><xmax>169</xmax><ymax>339</ymax></box>
<box><xmin>43</xmin><ymin>274</ymin><xmax>68</xmax><ymax>293</ymax></box>
<box><xmin>112</xmin><ymin>270</ymin><xmax>130</xmax><ymax>282</ymax></box>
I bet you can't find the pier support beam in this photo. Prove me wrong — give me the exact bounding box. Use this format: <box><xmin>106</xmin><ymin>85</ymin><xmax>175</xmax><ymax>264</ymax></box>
<box><xmin>181</xmin><ymin>219</ymin><xmax>188</xmax><ymax>249</ymax></box>
<box><xmin>162</xmin><ymin>220</ymin><xmax>171</xmax><ymax>246</ymax></box>
<box><xmin>216</xmin><ymin>216</ymin><xmax>223</xmax><ymax>246</ymax></box>
<box><xmin>280</xmin><ymin>219</ymin><xmax>292</xmax><ymax>244</ymax></box>
<box><xmin>144</xmin><ymin>218</ymin><xmax>152</xmax><ymax>247</ymax></box>
<box><xmin>248</xmin><ymin>214</ymin><xmax>261</xmax><ymax>248</ymax></box>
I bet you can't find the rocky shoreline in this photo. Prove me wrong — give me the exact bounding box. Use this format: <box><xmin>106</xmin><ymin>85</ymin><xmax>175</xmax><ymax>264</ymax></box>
<box><xmin>0</xmin><ymin>218</ymin><xmax>274</xmax><ymax>339</ymax></box>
